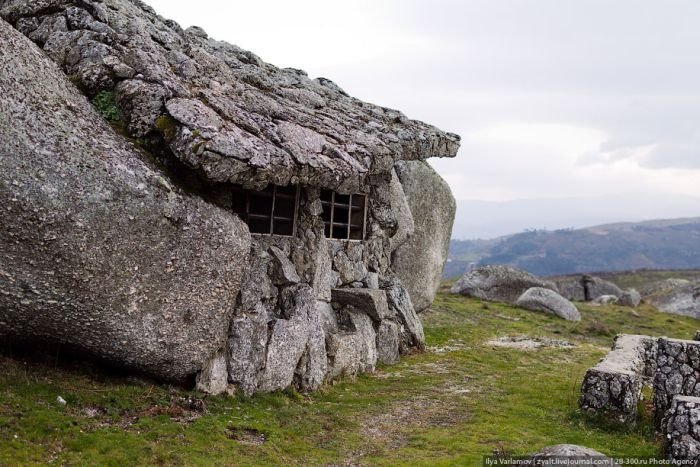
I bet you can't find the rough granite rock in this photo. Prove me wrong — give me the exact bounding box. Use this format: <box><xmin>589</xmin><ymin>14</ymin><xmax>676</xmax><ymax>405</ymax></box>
<box><xmin>516</xmin><ymin>287</ymin><xmax>581</xmax><ymax>321</ymax></box>
<box><xmin>331</xmin><ymin>288</ymin><xmax>392</xmax><ymax>323</ymax></box>
<box><xmin>392</xmin><ymin>160</ymin><xmax>456</xmax><ymax>313</ymax></box>
<box><xmin>294</xmin><ymin>303</ymin><xmax>328</xmax><ymax>391</ymax></box>
<box><xmin>0</xmin><ymin>17</ymin><xmax>250</xmax><ymax>382</ymax></box>
<box><xmin>257</xmin><ymin>284</ymin><xmax>316</xmax><ymax>393</ymax></box>
<box><xmin>227</xmin><ymin>309</ymin><xmax>269</xmax><ymax>395</ymax></box>
<box><xmin>451</xmin><ymin>265</ymin><xmax>558</xmax><ymax>304</ymax></box>
<box><xmin>654</xmin><ymin>338</ymin><xmax>700</xmax><ymax>424</ymax></box>
<box><xmin>618</xmin><ymin>288</ymin><xmax>642</xmax><ymax>308</ymax></box>
<box><xmin>556</xmin><ymin>275</ymin><xmax>623</xmax><ymax>302</ymax></box>
<box><xmin>0</xmin><ymin>0</ymin><xmax>462</xmax><ymax>395</ymax></box>
<box><xmin>376</xmin><ymin>321</ymin><xmax>400</xmax><ymax>365</ymax></box>
<box><xmin>530</xmin><ymin>445</ymin><xmax>619</xmax><ymax>466</ymax></box>
<box><xmin>646</xmin><ymin>280</ymin><xmax>700</xmax><ymax>319</ymax></box>
<box><xmin>382</xmin><ymin>277</ymin><xmax>426</xmax><ymax>353</ymax></box>
<box><xmin>387</xmin><ymin>168</ymin><xmax>415</xmax><ymax>252</ymax></box>
<box><xmin>195</xmin><ymin>351</ymin><xmax>229</xmax><ymax>395</ymax></box>
<box><xmin>662</xmin><ymin>395</ymin><xmax>700</xmax><ymax>461</ymax></box>
<box><xmin>0</xmin><ymin>0</ymin><xmax>459</xmax><ymax>194</ymax></box>
<box><xmin>579</xmin><ymin>334</ymin><xmax>656</xmax><ymax>423</ymax></box>
<box><xmin>326</xmin><ymin>308</ymin><xmax>378</xmax><ymax>379</ymax></box>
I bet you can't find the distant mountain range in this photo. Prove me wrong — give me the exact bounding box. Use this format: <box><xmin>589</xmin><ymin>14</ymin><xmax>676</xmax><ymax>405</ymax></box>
<box><xmin>445</xmin><ymin>217</ymin><xmax>700</xmax><ymax>279</ymax></box>
<box><xmin>452</xmin><ymin>193</ymin><xmax>700</xmax><ymax>240</ymax></box>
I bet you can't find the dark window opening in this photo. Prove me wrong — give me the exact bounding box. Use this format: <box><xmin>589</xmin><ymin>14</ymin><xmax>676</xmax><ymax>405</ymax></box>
<box><xmin>232</xmin><ymin>185</ymin><xmax>300</xmax><ymax>236</ymax></box>
<box><xmin>320</xmin><ymin>190</ymin><xmax>367</xmax><ymax>241</ymax></box>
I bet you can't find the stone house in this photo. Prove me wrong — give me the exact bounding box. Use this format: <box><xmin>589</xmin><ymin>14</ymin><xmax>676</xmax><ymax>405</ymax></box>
<box><xmin>0</xmin><ymin>0</ymin><xmax>459</xmax><ymax>395</ymax></box>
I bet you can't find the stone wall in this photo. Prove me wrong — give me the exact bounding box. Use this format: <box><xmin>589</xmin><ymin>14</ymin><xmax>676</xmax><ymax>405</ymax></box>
<box><xmin>579</xmin><ymin>335</ymin><xmax>656</xmax><ymax>423</ymax></box>
<box><xmin>654</xmin><ymin>338</ymin><xmax>700</xmax><ymax>425</ymax></box>
<box><xmin>205</xmin><ymin>179</ymin><xmax>425</xmax><ymax>395</ymax></box>
<box><xmin>662</xmin><ymin>395</ymin><xmax>700</xmax><ymax>460</ymax></box>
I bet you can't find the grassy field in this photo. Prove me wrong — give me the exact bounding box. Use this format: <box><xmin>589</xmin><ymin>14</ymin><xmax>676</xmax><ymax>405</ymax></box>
<box><xmin>2</xmin><ymin>292</ymin><xmax>699</xmax><ymax>465</ymax></box>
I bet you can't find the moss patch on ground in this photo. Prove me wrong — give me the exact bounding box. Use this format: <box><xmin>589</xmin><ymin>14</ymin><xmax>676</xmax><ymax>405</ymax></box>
<box><xmin>1</xmin><ymin>294</ymin><xmax>697</xmax><ymax>465</ymax></box>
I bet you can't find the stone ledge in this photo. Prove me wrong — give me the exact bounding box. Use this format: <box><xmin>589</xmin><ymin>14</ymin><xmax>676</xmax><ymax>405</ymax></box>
<box><xmin>579</xmin><ymin>334</ymin><xmax>656</xmax><ymax>423</ymax></box>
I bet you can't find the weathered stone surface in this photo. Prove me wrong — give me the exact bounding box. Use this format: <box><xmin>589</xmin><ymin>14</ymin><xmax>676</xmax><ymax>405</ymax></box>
<box><xmin>663</xmin><ymin>395</ymin><xmax>700</xmax><ymax>461</ymax></box>
<box><xmin>618</xmin><ymin>289</ymin><xmax>642</xmax><ymax>308</ymax></box>
<box><xmin>529</xmin><ymin>445</ymin><xmax>619</xmax><ymax>466</ymax></box>
<box><xmin>579</xmin><ymin>335</ymin><xmax>656</xmax><ymax>423</ymax></box>
<box><xmin>268</xmin><ymin>246</ymin><xmax>301</xmax><ymax>286</ymax></box>
<box><xmin>451</xmin><ymin>265</ymin><xmax>558</xmax><ymax>304</ymax></box>
<box><xmin>227</xmin><ymin>309</ymin><xmax>268</xmax><ymax>396</ymax></box>
<box><xmin>312</xmin><ymin>244</ymin><xmax>334</xmax><ymax>302</ymax></box>
<box><xmin>326</xmin><ymin>313</ymin><xmax>377</xmax><ymax>379</ymax></box>
<box><xmin>383</xmin><ymin>277</ymin><xmax>426</xmax><ymax>353</ymax></box>
<box><xmin>0</xmin><ymin>0</ymin><xmax>457</xmax><ymax>395</ymax></box>
<box><xmin>294</xmin><ymin>305</ymin><xmax>328</xmax><ymax>391</ymax></box>
<box><xmin>258</xmin><ymin>317</ymin><xmax>310</xmax><ymax>392</ymax></box>
<box><xmin>316</xmin><ymin>301</ymin><xmax>339</xmax><ymax>335</ymax></box>
<box><xmin>556</xmin><ymin>275</ymin><xmax>623</xmax><ymax>302</ymax></box>
<box><xmin>516</xmin><ymin>287</ymin><xmax>581</xmax><ymax>321</ymax></box>
<box><xmin>376</xmin><ymin>321</ymin><xmax>400</xmax><ymax>365</ymax></box>
<box><xmin>387</xmin><ymin>168</ymin><xmax>414</xmax><ymax>252</ymax></box>
<box><xmin>331</xmin><ymin>288</ymin><xmax>391</xmax><ymax>323</ymax></box>
<box><xmin>0</xmin><ymin>0</ymin><xmax>459</xmax><ymax>194</ymax></box>
<box><xmin>332</xmin><ymin>241</ymin><xmax>368</xmax><ymax>286</ymax></box>
<box><xmin>0</xmin><ymin>17</ymin><xmax>250</xmax><ymax>383</ymax></box>
<box><xmin>393</xmin><ymin>160</ymin><xmax>455</xmax><ymax>313</ymax></box>
<box><xmin>642</xmin><ymin>278</ymin><xmax>692</xmax><ymax>297</ymax></box>
<box><xmin>646</xmin><ymin>280</ymin><xmax>700</xmax><ymax>319</ymax></box>
<box><xmin>654</xmin><ymin>338</ymin><xmax>700</xmax><ymax>424</ymax></box>
<box><xmin>195</xmin><ymin>351</ymin><xmax>229</xmax><ymax>395</ymax></box>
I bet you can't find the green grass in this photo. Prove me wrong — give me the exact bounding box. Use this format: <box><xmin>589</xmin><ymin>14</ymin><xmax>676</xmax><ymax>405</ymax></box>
<box><xmin>2</xmin><ymin>293</ymin><xmax>698</xmax><ymax>465</ymax></box>
<box><xmin>91</xmin><ymin>91</ymin><xmax>121</xmax><ymax>123</ymax></box>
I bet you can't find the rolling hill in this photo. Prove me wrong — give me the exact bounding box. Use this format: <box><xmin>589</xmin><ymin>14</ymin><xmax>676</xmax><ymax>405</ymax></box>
<box><xmin>445</xmin><ymin>217</ymin><xmax>700</xmax><ymax>278</ymax></box>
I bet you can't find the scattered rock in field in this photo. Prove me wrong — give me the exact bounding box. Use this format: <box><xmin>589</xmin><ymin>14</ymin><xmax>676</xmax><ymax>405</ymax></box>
<box><xmin>618</xmin><ymin>288</ymin><xmax>642</xmax><ymax>307</ymax></box>
<box><xmin>428</xmin><ymin>339</ymin><xmax>466</xmax><ymax>354</ymax></box>
<box><xmin>56</xmin><ymin>396</ymin><xmax>67</xmax><ymax>406</ymax></box>
<box><xmin>516</xmin><ymin>287</ymin><xmax>581</xmax><ymax>321</ymax></box>
<box><xmin>641</xmin><ymin>278</ymin><xmax>691</xmax><ymax>297</ymax></box>
<box><xmin>591</xmin><ymin>295</ymin><xmax>619</xmax><ymax>306</ymax></box>
<box><xmin>486</xmin><ymin>335</ymin><xmax>575</xmax><ymax>351</ymax></box>
<box><xmin>645</xmin><ymin>280</ymin><xmax>700</xmax><ymax>319</ymax></box>
<box><xmin>530</xmin><ymin>444</ymin><xmax>619</xmax><ymax>466</ymax></box>
<box><xmin>82</xmin><ymin>406</ymin><xmax>107</xmax><ymax>418</ymax></box>
<box><xmin>556</xmin><ymin>275</ymin><xmax>622</xmax><ymax>302</ymax></box>
<box><xmin>450</xmin><ymin>265</ymin><xmax>558</xmax><ymax>304</ymax></box>
<box><xmin>226</xmin><ymin>427</ymin><xmax>266</xmax><ymax>446</ymax></box>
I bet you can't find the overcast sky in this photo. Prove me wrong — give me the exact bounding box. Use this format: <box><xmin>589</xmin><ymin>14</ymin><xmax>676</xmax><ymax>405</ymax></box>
<box><xmin>147</xmin><ymin>0</ymin><xmax>700</xmax><ymax>204</ymax></box>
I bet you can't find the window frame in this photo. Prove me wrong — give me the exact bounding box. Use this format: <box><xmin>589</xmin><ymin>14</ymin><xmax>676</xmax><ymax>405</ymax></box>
<box><xmin>232</xmin><ymin>185</ymin><xmax>301</xmax><ymax>237</ymax></box>
<box><xmin>320</xmin><ymin>191</ymin><xmax>368</xmax><ymax>241</ymax></box>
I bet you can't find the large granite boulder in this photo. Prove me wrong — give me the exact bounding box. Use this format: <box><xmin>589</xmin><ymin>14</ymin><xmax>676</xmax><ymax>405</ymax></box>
<box><xmin>0</xmin><ymin>17</ymin><xmax>251</xmax><ymax>383</ymax></box>
<box><xmin>530</xmin><ymin>445</ymin><xmax>618</xmax><ymax>466</ymax></box>
<box><xmin>646</xmin><ymin>280</ymin><xmax>700</xmax><ymax>319</ymax></box>
<box><xmin>451</xmin><ymin>265</ymin><xmax>558</xmax><ymax>304</ymax></box>
<box><xmin>392</xmin><ymin>161</ymin><xmax>456</xmax><ymax>313</ymax></box>
<box><xmin>516</xmin><ymin>287</ymin><xmax>581</xmax><ymax>321</ymax></box>
<box><xmin>0</xmin><ymin>0</ymin><xmax>459</xmax><ymax>194</ymax></box>
<box><xmin>556</xmin><ymin>275</ymin><xmax>623</xmax><ymax>302</ymax></box>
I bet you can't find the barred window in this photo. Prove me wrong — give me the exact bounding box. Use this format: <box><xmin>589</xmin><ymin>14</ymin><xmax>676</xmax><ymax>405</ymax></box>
<box><xmin>320</xmin><ymin>190</ymin><xmax>367</xmax><ymax>241</ymax></box>
<box><xmin>232</xmin><ymin>185</ymin><xmax>300</xmax><ymax>236</ymax></box>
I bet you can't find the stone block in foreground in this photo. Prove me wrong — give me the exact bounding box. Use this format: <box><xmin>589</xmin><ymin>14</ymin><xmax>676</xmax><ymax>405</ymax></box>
<box><xmin>654</xmin><ymin>338</ymin><xmax>700</xmax><ymax>425</ymax></box>
<box><xmin>579</xmin><ymin>334</ymin><xmax>656</xmax><ymax>423</ymax></box>
<box><xmin>663</xmin><ymin>395</ymin><xmax>700</xmax><ymax>461</ymax></box>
